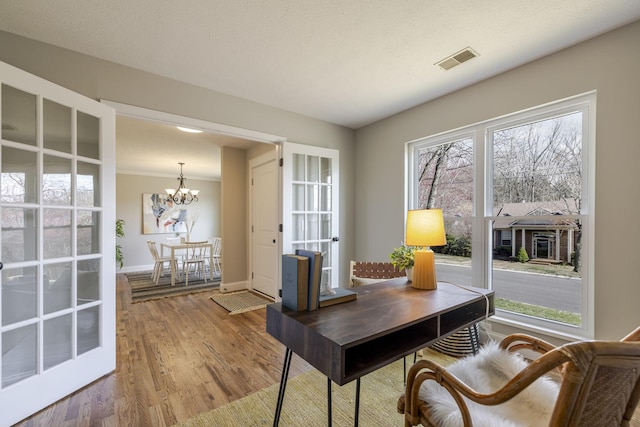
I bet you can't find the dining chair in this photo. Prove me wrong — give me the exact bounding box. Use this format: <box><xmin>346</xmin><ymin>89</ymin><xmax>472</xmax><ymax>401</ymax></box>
<box><xmin>208</xmin><ymin>237</ymin><xmax>222</xmax><ymax>279</ymax></box>
<box><xmin>182</xmin><ymin>241</ymin><xmax>208</xmax><ymax>286</ymax></box>
<box><xmin>146</xmin><ymin>240</ymin><xmax>178</xmax><ymax>285</ymax></box>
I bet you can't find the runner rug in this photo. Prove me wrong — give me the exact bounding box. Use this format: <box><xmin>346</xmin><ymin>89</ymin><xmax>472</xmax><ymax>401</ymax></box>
<box><xmin>210</xmin><ymin>290</ymin><xmax>272</xmax><ymax>315</ymax></box>
<box><xmin>126</xmin><ymin>271</ymin><xmax>220</xmax><ymax>303</ymax></box>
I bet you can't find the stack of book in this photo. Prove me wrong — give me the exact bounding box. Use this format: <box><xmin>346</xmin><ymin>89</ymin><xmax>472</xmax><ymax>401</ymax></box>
<box><xmin>281</xmin><ymin>250</ymin><xmax>357</xmax><ymax>311</ymax></box>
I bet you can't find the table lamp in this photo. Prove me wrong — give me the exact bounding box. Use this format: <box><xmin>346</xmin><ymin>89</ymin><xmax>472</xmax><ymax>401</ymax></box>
<box><xmin>405</xmin><ymin>208</ymin><xmax>446</xmax><ymax>290</ymax></box>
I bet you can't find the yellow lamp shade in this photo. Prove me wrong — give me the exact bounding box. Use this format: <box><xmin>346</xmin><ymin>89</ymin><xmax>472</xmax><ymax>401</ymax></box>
<box><xmin>405</xmin><ymin>209</ymin><xmax>446</xmax><ymax>248</ymax></box>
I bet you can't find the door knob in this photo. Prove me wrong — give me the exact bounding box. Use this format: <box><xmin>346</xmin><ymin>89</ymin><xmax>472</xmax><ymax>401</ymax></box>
<box><xmin>332</xmin><ymin>237</ymin><xmax>339</xmax><ymax>242</ymax></box>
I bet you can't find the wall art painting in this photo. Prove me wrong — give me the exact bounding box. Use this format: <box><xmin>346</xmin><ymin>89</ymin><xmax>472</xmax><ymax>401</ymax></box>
<box><xmin>142</xmin><ymin>193</ymin><xmax>188</xmax><ymax>235</ymax></box>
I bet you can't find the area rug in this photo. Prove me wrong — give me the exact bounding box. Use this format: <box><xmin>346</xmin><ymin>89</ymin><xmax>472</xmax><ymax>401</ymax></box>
<box><xmin>126</xmin><ymin>271</ymin><xmax>221</xmax><ymax>303</ymax></box>
<box><xmin>210</xmin><ymin>290</ymin><xmax>271</xmax><ymax>315</ymax></box>
<box><xmin>175</xmin><ymin>350</ymin><xmax>455</xmax><ymax>427</ymax></box>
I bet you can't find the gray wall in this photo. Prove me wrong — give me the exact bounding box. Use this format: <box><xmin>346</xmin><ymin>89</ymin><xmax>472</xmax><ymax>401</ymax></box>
<box><xmin>116</xmin><ymin>174</ymin><xmax>221</xmax><ymax>272</ymax></box>
<box><xmin>354</xmin><ymin>20</ymin><xmax>640</xmax><ymax>340</ymax></box>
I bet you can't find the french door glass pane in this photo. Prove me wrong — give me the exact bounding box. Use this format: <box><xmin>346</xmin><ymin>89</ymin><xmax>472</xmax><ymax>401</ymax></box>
<box><xmin>306</xmin><ymin>155</ymin><xmax>319</xmax><ymax>182</ymax></box>
<box><xmin>43</xmin><ymin>314</ymin><xmax>72</xmax><ymax>370</ymax></box>
<box><xmin>2</xmin><ymin>267</ymin><xmax>37</xmax><ymax>325</ymax></box>
<box><xmin>77</xmin><ymin>111</ymin><xmax>100</xmax><ymax>159</ymax></box>
<box><xmin>43</xmin><ymin>208</ymin><xmax>71</xmax><ymax>259</ymax></box>
<box><xmin>1</xmin><ymin>147</ymin><xmax>37</xmax><ymax>204</ymax></box>
<box><xmin>2</xmin><ymin>324</ymin><xmax>37</xmax><ymax>387</ymax></box>
<box><xmin>43</xmin><ymin>99</ymin><xmax>72</xmax><ymax>153</ymax></box>
<box><xmin>306</xmin><ymin>213</ymin><xmax>319</xmax><ymax>241</ymax></box>
<box><xmin>77</xmin><ymin>306</ymin><xmax>100</xmax><ymax>355</ymax></box>
<box><xmin>292</xmin><ymin>183</ymin><xmax>304</xmax><ymax>211</ymax></box>
<box><xmin>1</xmin><ymin>207</ymin><xmax>38</xmax><ymax>263</ymax></box>
<box><xmin>1</xmin><ymin>84</ymin><xmax>36</xmax><ymax>146</ymax></box>
<box><xmin>43</xmin><ymin>155</ymin><xmax>72</xmax><ymax>205</ymax></box>
<box><xmin>320</xmin><ymin>157</ymin><xmax>331</xmax><ymax>183</ymax></box>
<box><xmin>77</xmin><ymin>259</ymin><xmax>100</xmax><ymax>304</ymax></box>
<box><xmin>77</xmin><ymin>162</ymin><xmax>100</xmax><ymax>207</ymax></box>
<box><xmin>320</xmin><ymin>185</ymin><xmax>330</xmax><ymax>211</ymax></box>
<box><xmin>44</xmin><ymin>262</ymin><xmax>72</xmax><ymax>314</ymax></box>
<box><xmin>78</xmin><ymin>210</ymin><xmax>100</xmax><ymax>255</ymax></box>
<box><xmin>292</xmin><ymin>213</ymin><xmax>304</xmax><ymax>241</ymax></box>
<box><xmin>320</xmin><ymin>214</ymin><xmax>330</xmax><ymax>239</ymax></box>
<box><xmin>306</xmin><ymin>184</ymin><xmax>319</xmax><ymax>211</ymax></box>
<box><xmin>292</xmin><ymin>154</ymin><xmax>304</xmax><ymax>181</ymax></box>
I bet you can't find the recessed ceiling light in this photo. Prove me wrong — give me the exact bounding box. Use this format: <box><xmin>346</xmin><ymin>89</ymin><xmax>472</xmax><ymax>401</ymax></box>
<box><xmin>177</xmin><ymin>126</ymin><xmax>203</xmax><ymax>133</ymax></box>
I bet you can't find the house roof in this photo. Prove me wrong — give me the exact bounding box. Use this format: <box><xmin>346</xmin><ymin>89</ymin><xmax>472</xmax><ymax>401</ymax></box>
<box><xmin>493</xmin><ymin>199</ymin><xmax>579</xmax><ymax>229</ymax></box>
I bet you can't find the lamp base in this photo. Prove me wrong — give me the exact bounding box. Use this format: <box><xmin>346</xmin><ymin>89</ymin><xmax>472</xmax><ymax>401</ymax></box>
<box><xmin>411</xmin><ymin>249</ymin><xmax>437</xmax><ymax>290</ymax></box>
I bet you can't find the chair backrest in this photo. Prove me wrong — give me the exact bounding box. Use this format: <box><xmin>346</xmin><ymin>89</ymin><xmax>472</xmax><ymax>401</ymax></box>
<box><xmin>209</xmin><ymin>237</ymin><xmax>222</xmax><ymax>256</ymax></box>
<box><xmin>185</xmin><ymin>241</ymin><xmax>208</xmax><ymax>259</ymax></box>
<box><xmin>546</xmin><ymin>329</ymin><xmax>640</xmax><ymax>425</ymax></box>
<box><xmin>350</xmin><ymin>261</ymin><xmax>405</xmax><ymax>279</ymax></box>
<box><xmin>146</xmin><ymin>240</ymin><xmax>160</xmax><ymax>261</ymax></box>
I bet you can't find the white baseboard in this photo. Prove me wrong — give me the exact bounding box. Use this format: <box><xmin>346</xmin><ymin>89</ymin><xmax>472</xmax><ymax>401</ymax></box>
<box><xmin>220</xmin><ymin>280</ymin><xmax>247</xmax><ymax>293</ymax></box>
<box><xmin>119</xmin><ymin>264</ymin><xmax>154</xmax><ymax>274</ymax></box>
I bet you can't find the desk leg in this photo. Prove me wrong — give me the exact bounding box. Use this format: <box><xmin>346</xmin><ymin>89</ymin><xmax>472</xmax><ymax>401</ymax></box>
<box><xmin>354</xmin><ymin>378</ymin><xmax>361</xmax><ymax>427</ymax></box>
<box><xmin>273</xmin><ymin>348</ymin><xmax>292</xmax><ymax>427</ymax></box>
<box><xmin>327</xmin><ymin>378</ymin><xmax>332</xmax><ymax>427</ymax></box>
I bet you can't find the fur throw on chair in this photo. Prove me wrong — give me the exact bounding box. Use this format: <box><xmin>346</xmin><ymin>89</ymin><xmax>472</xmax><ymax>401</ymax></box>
<box><xmin>419</xmin><ymin>341</ymin><xmax>560</xmax><ymax>427</ymax></box>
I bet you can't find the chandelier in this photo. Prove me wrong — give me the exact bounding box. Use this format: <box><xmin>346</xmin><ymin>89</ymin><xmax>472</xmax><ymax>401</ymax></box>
<box><xmin>165</xmin><ymin>162</ymin><xmax>199</xmax><ymax>205</ymax></box>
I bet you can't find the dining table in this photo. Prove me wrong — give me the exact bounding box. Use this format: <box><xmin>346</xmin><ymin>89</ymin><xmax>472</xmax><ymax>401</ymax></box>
<box><xmin>160</xmin><ymin>241</ymin><xmax>214</xmax><ymax>286</ymax></box>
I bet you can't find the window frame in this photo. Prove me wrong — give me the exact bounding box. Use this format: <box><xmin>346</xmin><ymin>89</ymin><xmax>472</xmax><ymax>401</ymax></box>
<box><xmin>407</xmin><ymin>92</ymin><xmax>596</xmax><ymax>340</ymax></box>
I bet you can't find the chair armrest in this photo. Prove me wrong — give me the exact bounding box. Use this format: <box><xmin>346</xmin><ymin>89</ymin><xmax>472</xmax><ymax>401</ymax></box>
<box><xmin>499</xmin><ymin>333</ymin><xmax>556</xmax><ymax>355</ymax></box>
<box><xmin>401</xmin><ymin>350</ymin><xmax>569</xmax><ymax>426</ymax></box>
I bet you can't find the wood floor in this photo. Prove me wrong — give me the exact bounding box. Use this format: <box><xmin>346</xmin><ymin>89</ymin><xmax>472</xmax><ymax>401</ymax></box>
<box><xmin>13</xmin><ymin>274</ymin><xmax>312</xmax><ymax>427</ymax></box>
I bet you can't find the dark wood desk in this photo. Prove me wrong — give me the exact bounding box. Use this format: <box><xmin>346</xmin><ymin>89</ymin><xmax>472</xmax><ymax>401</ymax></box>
<box><xmin>266</xmin><ymin>278</ymin><xmax>494</xmax><ymax>425</ymax></box>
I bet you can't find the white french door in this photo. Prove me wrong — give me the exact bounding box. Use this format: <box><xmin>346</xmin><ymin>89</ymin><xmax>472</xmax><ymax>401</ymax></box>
<box><xmin>282</xmin><ymin>142</ymin><xmax>339</xmax><ymax>291</ymax></box>
<box><xmin>0</xmin><ymin>61</ymin><xmax>115</xmax><ymax>426</ymax></box>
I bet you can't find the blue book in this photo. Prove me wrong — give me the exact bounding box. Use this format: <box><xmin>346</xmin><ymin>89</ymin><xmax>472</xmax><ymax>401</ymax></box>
<box><xmin>295</xmin><ymin>249</ymin><xmax>322</xmax><ymax>311</ymax></box>
<box><xmin>281</xmin><ymin>254</ymin><xmax>309</xmax><ymax>311</ymax></box>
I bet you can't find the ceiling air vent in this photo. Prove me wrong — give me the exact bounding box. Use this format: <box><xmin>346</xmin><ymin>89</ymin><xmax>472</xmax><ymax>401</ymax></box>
<box><xmin>436</xmin><ymin>47</ymin><xmax>479</xmax><ymax>71</ymax></box>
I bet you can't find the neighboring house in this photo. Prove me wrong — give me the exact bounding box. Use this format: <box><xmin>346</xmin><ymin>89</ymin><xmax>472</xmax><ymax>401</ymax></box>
<box><xmin>493</xmin><ymin>199</ymin><xmax>579</xmax><ymax>263</ymax></box>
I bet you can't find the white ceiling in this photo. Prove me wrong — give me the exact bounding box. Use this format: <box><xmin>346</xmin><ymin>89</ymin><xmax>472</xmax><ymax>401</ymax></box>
<box><xmin>115</xmin><ymin>115</ymin><xmax>256</xmax><ymax>180</ymax></box>
<box><xmin>2</xmin><ymin>0</ymin><xmax>640</xmax><ymax>129</ymax></box>
<box><xmin>2</xmin><ymin>1</ymin><xmax>640</xmax><ymax>178</ymax></box>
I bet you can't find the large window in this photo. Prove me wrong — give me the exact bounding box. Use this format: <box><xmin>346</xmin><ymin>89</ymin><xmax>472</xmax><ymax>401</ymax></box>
<box><xmin>408</xmin><ymin>93</ymin><xmax>595</xmax><ymax>339</ymax></box>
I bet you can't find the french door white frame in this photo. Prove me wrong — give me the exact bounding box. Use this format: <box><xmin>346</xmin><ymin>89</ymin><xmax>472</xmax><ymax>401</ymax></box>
<box><xmin>281</xmin><ymin>142</ymin><xmax>340</xmax><ymax>292</ymax></box>
<box><xmin>0</xmin><ymin>61</ymin><xmax>115</xmax><ymax>426</ymax></box>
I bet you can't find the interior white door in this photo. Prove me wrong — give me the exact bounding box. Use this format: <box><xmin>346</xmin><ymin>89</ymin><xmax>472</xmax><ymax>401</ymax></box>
<box><xmin>0</xmin><ymin>61</ymin><xmax>116</xmax><ymax>426</ymax></box>
<box><xmin>250</xmin><ymin>151</ymin><xmax>278</xmax><ymax>298</ymax></box>
<box><xmin>282</xmin><ymin>142</ymin><xmax>339</xmax><ymax>291</ymax></box>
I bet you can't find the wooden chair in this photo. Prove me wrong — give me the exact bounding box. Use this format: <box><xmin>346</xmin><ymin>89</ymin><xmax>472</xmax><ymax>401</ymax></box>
<box><xmin>349</xmin><ymin>261</ymin><xmax>405</xmax><ymax>287</ymax></box>
<box><xmin>208</xmin><ymin>237</ymin><xmax>222</xmax><ymax>279</ymax></box>
<box><xmin>146</xmin><ymin>240</ymin><xmax>178</xmax><ymax>285</ymax></box>
<box><xmin>182</xmin><ymin>241</ymin><xmax>208</xmax><ymax>286</ymax></box>
<box><xmin>398</xmin><ymin>326</ymin><xmax>640</xmax><ymax>427</ymax></box>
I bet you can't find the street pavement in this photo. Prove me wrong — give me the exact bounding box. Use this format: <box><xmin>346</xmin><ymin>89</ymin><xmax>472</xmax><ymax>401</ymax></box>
<box><xmin>437</xmin><ymin>263</ymin><xmax>581</xmax><ymax>313</ymax></box>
